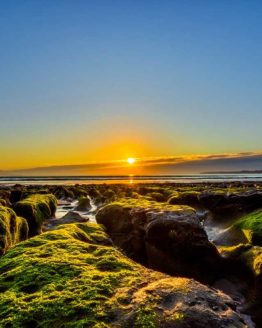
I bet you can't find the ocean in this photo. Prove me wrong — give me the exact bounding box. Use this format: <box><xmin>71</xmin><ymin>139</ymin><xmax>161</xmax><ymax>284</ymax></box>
<box><xmin>1</xmin><ymin>174</ymin><xmax>262</xmax><ymax>185</ymax></box>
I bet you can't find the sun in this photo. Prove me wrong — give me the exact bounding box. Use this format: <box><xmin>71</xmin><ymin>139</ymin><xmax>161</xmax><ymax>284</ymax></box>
<box><xmin>127</xmin><ymin>157</ymin><xmax>135</xmax><ymax>165</ymax></box>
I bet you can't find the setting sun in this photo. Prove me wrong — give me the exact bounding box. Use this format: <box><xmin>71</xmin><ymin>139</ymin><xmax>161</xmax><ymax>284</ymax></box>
<box><xmin>127</xmin><ymin>157</ymin><xmax>135</xmax><ymax>165</ymax></box>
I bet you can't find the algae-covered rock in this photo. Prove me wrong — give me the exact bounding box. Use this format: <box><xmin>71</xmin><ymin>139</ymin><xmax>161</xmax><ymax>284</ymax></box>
<box><xmin>233</xmin><ymin>209</ymin><xmax>262</xmax><ymax>245</ymax></box>
<box><xmin>0</xmin><ymin>199</ymin><xmax>7</xmax><ymax>206</ymax></box>
<box><xmin>168</xmin><ymin>191</ymin><xmax>200</xmax><ymax>207</ymax></box>
<box><xmin>198</xmin><ymin>191</ymin><xmax>262</xmax><ymax>219</ymax></box>
<box><xmin>74</xmin><ymin>196</ymin><xmax>91</xmax><ymax>211</ymax></box>
<box><xmin>97</xmin><ymin>199</ymin><xmax>221</xmax><ymax>283</ymax></box>
<box><xmin>53</xmin><ymin>186</ymin><xmax>75</xmax><ymax>200</ymax></box>
<box><xmin>13</xmin><ymin>194</ymin><xmax>57</xmax><ymax>237</ymax></box>
<box><xmin>0</xmin><ymin>223</ymin><xmax>247</xmax><ymax>327</ymax></box>
<box><xmin>0</xmin><ymin>206</ymin><xmax>28</xmax><ymax>255</ymax></box>
<box><xmin>88</xmin><ymin>187</ymin><xmax>105</xmax><ymax>205</ymax></box>
<box><xmin>103</xmin><ymin>189</ymin><xmax>116</xmax><ymax>201</ymax></box>
<box><xmin>241</xmin><ymin>246</ymin><xmax>262</xmax><ymax>325</ymax></box>
<box><xmin>147</xmin><ymin>192</ymin><xmax>166</xmax><ymax>202</ymax></box>
<box><xmin>218</xmin><ymin>244</ymin><xmax>262</xmax><ymax>326</ymax></box>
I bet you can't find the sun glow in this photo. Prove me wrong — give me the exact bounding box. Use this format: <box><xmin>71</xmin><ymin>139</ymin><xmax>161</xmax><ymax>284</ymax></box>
<box><xmin>127</xmin><ymin>157</ymin><xmax>135</xmax><ymax>165</ymax></box>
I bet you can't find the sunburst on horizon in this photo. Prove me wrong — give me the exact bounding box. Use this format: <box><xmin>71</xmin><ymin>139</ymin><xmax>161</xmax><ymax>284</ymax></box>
<box><xmin>127</xmin><ymin>157</ymin><xmax>136</xmax><ymax>165</ymax></box>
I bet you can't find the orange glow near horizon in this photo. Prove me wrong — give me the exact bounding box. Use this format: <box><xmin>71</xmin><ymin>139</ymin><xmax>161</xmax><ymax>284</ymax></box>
<box><xmin>1</xmin><ymin>151</ymin><xmax>262</xmax><ymax>176</ymax></box>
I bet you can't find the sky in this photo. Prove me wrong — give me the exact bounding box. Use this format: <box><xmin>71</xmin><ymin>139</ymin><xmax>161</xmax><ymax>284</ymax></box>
<box><xmin>1</xmin><ymin>1</ymin><xmax>262</xmax><ymax>175</ymax></box>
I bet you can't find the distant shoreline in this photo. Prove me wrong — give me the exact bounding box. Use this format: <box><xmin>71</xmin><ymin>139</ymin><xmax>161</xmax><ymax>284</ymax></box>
<box><xmin>202</xmin><ymin>170</ymin><xmax>262</xmax><ymax>174</ymax></box>
<box><xmin>1</xmin><ymin>173</ymin><xmax>262</xmax><ymax>186</ymax></box>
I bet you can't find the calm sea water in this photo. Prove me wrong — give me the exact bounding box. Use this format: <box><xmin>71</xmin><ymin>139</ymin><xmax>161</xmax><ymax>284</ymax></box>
<box><xmin>1</xmin><ymin>174</ymin><xmax>262</xmax><ymax>185</ymax></box>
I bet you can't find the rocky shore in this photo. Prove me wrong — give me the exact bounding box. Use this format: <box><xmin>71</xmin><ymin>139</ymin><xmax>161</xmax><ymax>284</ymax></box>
<box><xmin>1</xmin><ymin>182</ymin><xmax>262</xmax><ymax>327</ymax></box>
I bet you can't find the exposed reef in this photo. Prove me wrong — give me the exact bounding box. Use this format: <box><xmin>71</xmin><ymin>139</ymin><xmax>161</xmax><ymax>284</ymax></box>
<box><xmin>0</xmin><ymin>222</ymin><xmax>247</xmax><ymax>328</ymax></box>
<box><xmin>1</xmin><ymin>182</ymin><xmax>262</xmax><ymax>327</ymax></box>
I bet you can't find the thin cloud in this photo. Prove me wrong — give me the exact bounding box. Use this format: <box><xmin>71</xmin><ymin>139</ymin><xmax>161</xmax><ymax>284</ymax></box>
<box><xmin>1</xmin><ymin>151</ymin><xmax>262</xmax><ymax>176</ymax></box>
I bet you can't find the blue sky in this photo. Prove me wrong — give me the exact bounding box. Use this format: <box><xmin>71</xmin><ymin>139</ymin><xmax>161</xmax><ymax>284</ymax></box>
<box><xmin>0</xmin><ymin>1</ymin><xmax>262</xmax><ymax>173</ymax></box>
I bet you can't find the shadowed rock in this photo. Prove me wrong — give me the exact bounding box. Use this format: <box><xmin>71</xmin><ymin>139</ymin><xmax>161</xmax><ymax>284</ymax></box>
<box><xmin>97</xmin><ymin>199</ymin><xmax>221</xmax><ymax>283</ymax></box>
<box><xmin>74</xmin><ymin>197</ymin><xmax>91</xmax><ymax>211</ymax></box>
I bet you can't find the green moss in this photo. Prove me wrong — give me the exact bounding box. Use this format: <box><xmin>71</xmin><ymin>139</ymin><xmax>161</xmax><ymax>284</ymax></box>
<box><xmin>13</xmin><ymin>194</ymin><xmax>57</xmax><ymax>236</ymax></box>
<box><xmin>171</xmin><ymin>312</ymin><xmax>185</xmax><ymax>322</ymax></box>
<box><xmin>240</xmin><ymin>246</ymin><xmax>262</xmax><ymax>277</ymax></box>
<box><xmin>0</xmin><ymin>219</ymin><xmax>248</xmax><ymax>327</ymax></box>
<box><xmin>109</xmin><ymin>198</ymin><xmax>195</xmax><ymax>213</ymax></box>
<box><xmin>147</xmin><ymin>192</ymin><xmax>166</xmax><ymax>202</ymax></box>
<box><xmin>167</xmin><ymin>191</ymin><xmax>200</xmax><ymax>206</ymax></box>
<box><xmin>0</xmin><ymin>206</ymin><xmax>28</xmax><ymax>255</ymax></box>
<box><xmin>233</xmin><ymin>210</ymin><xmax>262</xmax><ymax>244</ymax></box>
<box><xmin>135</xmin><ymin>306</ymin><xmax>157</xmax><ymax>328</ymax></box>
<box><xmin>96</xmin><ymin>198</ymin><xmax>195</xmax><ymax>235</ymax></box>
<box><xmin>0</xmin><ymin>223</ymin><xmax>143</xmax><ymax>327</ymax></box>
<box><xmin>218</xmin><ymin>243</ymin><xmax>252</xmax><ymax>258</ymax></box>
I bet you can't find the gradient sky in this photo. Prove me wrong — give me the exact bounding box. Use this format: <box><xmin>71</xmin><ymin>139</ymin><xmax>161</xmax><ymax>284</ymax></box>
<box><xmin>1</xmin><ymin>1</ymin><xmax>262</xmax><ymax>174</ymax></box>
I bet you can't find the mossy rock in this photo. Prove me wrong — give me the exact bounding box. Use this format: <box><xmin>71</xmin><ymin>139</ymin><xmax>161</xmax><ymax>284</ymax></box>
<box><xmin>147</xmin><ymin>192</ymin><xmax>167</xmax><ymax>202</ymax></box>
<box><xmin>74</xmin><ymin>197</ymin><xmax>91</xmax><ymax>211</ymax></box>
<box><xmin>0</xmin><ymin>223</ymin><xmax>247</xmax><ymax>327</ymax></box>
<box><xmin>243</xmin><ymin>246</ymin><xmax>262</xmax><ymax>278</ymax></box>
<box><xmin>108</xmin><ymin>197</ymin><xmax>195</xmax><ymax>212</ymax></box>
<box><xmin>168</xmin><ymin>191</ymin><xmax>200</xmax><ymax>207</ymax></box>
<box><xmin>233</xmin><ymin>209</ymin><xmax>262</xmax><ymax>245</ymax></box>
<box><xmin>13</xmin><ymin>194</ymin><xmax>57</xmax><ymax>237</ymax></box>
<box><xmin>103</xmin><ymin>189</ymin><xmax>116</xmax><ymax>201</ymax></box>
<box><xmin>96</xmin><ymin>198</ymin><xmax>195</xmax><ymax>233</ymax></box>
<box><xmin>0</xmin><ymin>206</ymin><xmax>28</xmax><ymax>255</ymax></box>
<box><xmin>218</xmin><ymin>244</ymin><xmax>262</xmax><ymax>326</ymax></box>
<box><xmin>96</xmin><ymin>199</ymin><xmax>223</xmax><ymax>283</ymax></box>
<box><xmin>71</xmin><ymin>186</ymin><xmax>88</xmax><ymax>198</ymax></box>
<box><xmin>53</xmin><ymin>186</ymin><xmax>75</xmax><ymax>200</ymax></box>
<box><xmin>0</xmin><ymin>199</ymin><xmax>7</xmax><ymax>206</ymax></box>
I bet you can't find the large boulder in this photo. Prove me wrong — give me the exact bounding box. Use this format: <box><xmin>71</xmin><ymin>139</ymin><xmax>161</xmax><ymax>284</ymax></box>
<box><xmin>97</xmin><ymin>199</ymin><xmax>221</xmax><ymax>283</ymax></box>
<box><xmin>199</xmin><ymin>191</ymin><xmax>262</xmax><ymax>218</ymax></box>
<box><xmin>231</xmin><ymin>192</ymin><xmax>262</xmax><ymax>212</ymax></box>
<box><xmin>96</xmin><ymin>202</ymin><xmax>133</xmax><ymax>233</ymax></box>
<box><xmin>168</xmin><ymin>191</ymin><xmax>201</xmax><ymax>207</ymax></box>
<box><xmin>0</xmin><ymin>205</ymin><xmax>28</xmax><ymax>255</ymax></box>
<box><xmin>13</xmin><ymin>194</ymin><xmax>57</xmax><ymax>237</ymax></box>
<box><xmin>145</xmin><ymin>211</ymin><xmax>221</xmax><ymax>283</ymax></box>
<box><xmin>74</xmin><ymin>197</ymin><xmax>91</xmax><ymax>211</ymax></box>
<box><xmin>0</xmin><ymin>222</ymin><xmax>248</xmax><ymax>327</ymax></box>
<box><xmin>96</xmin><ymin>202</ymin><xmax>143</xmax><ymax>262</ymax></box>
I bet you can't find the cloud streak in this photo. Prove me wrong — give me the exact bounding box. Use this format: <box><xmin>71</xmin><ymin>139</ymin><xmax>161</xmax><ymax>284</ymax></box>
<box><xmin>1</xmin><ymin>151</ymin><xmax>262</xmax><ymax>176</ymax></box>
